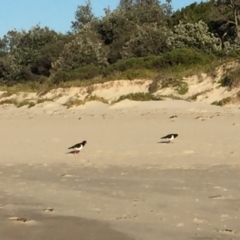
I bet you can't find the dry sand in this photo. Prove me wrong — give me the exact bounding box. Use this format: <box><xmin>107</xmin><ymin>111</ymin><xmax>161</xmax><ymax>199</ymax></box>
<box><xmin>0</xmin><ymin>99</ymin><xmax>240</xmax><ymax>240</ymax></box>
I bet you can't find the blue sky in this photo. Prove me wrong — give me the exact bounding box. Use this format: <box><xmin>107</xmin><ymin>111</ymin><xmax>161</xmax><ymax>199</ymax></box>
<box><xmin>0</xmin><ymin>0</ymin><xmax>205</xmax><ymax>37</ymax></box>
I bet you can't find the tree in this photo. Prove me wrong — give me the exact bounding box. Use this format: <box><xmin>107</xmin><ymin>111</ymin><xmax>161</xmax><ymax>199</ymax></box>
<box><xmin>121</xmin><ymin>23</ymin><xmax>170</xmax><ymax>58</ymax></box>
<box><xmin>167</xmin><ymin>21</ymin><xmax>221</xmax><ymax>53</ymax></box>
<box><xmin>213</xmin><ymin>0</ymin><xmax>240</xmax><ymax>47</ymax></box>
<box><xmin>0</xmin><ymin>30</ymin><xmax>24</xmax><ymax>53</ymax></box>
<box><xmin>13</xmin><ymin>25</ymin><xmax>59</xmax><ymax>66</ymax></box>
<box><xmin>217</xmin><ymin>0</ymin><xmax>240</xmax><ymax>26</ymax></box>
<box><xmin>52</xmin><ymin>25</ymin><xmax>108</xmax><ymax>72</ymax></box>
<box><xmin>0</xmin><ymin>38</ymin><xmax>8</xmax><ymax>57</ymax></box>
<box><xmin>0</xmin><ymin>54</ymin><xmax>23</xmax><ymax>85</ymax></box>
<box><xmin>0</xmin><ymin>26</ymin><xmax>60</xmax><ymax>84</ymax></box>
<box><xmin>29</xmin><ymin>33</ymin><xmax>71</xmax><ymax>77</ymax></box>
<box><xmin>119</xmin><ymin>0</ymin><xmax>160</xmax><ymax>7</ymax></box>
<box><xmin>119</xmin><ymin>0</ymin><xmax>133</xmax><ymax>8</ymax></box>
<box><xmin>172</xmin><ymin>1</ymin><xmax>215</xmax><ymax>26</ymax></box>
<box><xmin>97</xmin><ymin>0</ymin><xmax>172</xmax><ymax>62</ymax></box>
<box><xmin>121</xmin><ymin>0</ymin><xmax>167</xmax><ymax>26</ymax></box>
<box><xmin>71</xmin><ymin>0</ymin><xmax>97</xmax><ymax>32</ymax></box>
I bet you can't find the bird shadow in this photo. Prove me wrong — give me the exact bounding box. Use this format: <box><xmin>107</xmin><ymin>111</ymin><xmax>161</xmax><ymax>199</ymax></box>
<box><xmin>157</xmin><ymin>141</ymin><xmax>171</xmax><ymax>144</ymax></box>
<box><xmin>65</xmin><ymin>150</ymin><xmax>80</xmax><ymax>155</ymax></box>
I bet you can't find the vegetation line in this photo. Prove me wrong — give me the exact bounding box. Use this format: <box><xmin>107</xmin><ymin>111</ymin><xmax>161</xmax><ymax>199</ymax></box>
<box><xmin>0</xmin><ymin>0</ymin><xmax>240</xmax><ymax>95</ymax></box>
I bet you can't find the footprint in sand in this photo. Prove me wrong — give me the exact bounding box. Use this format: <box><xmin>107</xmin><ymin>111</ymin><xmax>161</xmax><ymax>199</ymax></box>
<box><xmin>61</xmin><ymin>174</ymin><xmax>76</xmax><ymax>178</ymax></box>
<box><xmin>150</xmin><ymin>210</ymin><xmax>162</xmax><ymax>217</ymax></box>
<box><xmin>208</xmin><ymin>195</ymin><xmax>223</xmax><ymax>199</ymax></box>
<box><xmin>9</xmin><ymin>217</ymin><xmax>38</xmax><ymax>225</ymax></box>
<box><xmin>214</xmin><ymin>228</ymin><xmax>237</xmax><ymax>235</ymax></box>
<box><xmin>44</xmin><ymin>207</ymin><xmax>54</xmax><ymax>213</ymax></box>
<box><xmin>9</xmin><ymin>217</ymin><xmax>28</xmax><ymax>222</ymax></box>
<box><xmin>116</xmin><ymin>214</ymin><xmax>138</xmax><ymax>220</ymax></box>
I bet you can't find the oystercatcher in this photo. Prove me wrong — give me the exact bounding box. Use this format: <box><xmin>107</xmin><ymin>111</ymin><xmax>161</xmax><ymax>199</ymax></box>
<box><xmin>161</xmin><ymin>134</ymin><xmax>178</xmax><ymax>143</ymax></box>
<box><xmin>68</xmin><ymin>140</ymin><xmax>87</xmax><ymax>154</ymax></box>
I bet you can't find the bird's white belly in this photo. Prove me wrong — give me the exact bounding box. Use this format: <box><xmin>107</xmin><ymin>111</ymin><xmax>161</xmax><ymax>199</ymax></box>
<box><xmin>75</xmin><ymin>146</ymin><xmax>82</xmax><ymax>151</ymax></box>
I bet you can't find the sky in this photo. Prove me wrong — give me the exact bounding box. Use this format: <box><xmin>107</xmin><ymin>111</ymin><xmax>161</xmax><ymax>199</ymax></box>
<box><xmin>0</xmin><ymin>0</ymin><xmax>205</xmax><ymax>38</ymax></box>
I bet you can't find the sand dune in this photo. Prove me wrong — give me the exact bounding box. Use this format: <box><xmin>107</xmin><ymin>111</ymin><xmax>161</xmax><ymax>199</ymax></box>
<box><xmin>1</xmin><ymin>61</ymin><xmax>240</xmax><ymax>108</ymax></box>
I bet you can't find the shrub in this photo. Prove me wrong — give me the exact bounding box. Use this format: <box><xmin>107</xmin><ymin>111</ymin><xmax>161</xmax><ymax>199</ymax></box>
<box><xmin>219</xmin><ymin>75</ymin><xmax>234</xmax><ymax>88</ymax></box>
<box><xmin>177</xmin><ymin>81</ymin><xmax>188</xmax><ymax>95</ymax></box>
<box><xmin>52</xmin><ymin>65</ymin><xmax>101</xmax><ymax>84</ymax></box>
<box><xmin>219</xmin><ymin>67</ymin><xmax>240</xmax><ymax>89</ymax></box>
<box><xmin>121</xmin><ymin>24</ymin><xmax>170</xmax><ymax>58</ymax></box>
<box><xmin>167</xmin><ymin>21</ymin><xmax>220</xmax><ymax>53</ymax></box>
<box><xmin>148</xmin><ymin>74</ymin><xmax>168</xmax><ymax>93</ymax></box>
<box><xmin>152</xmin><ymin>48</ymin><xmax>213</xmax><ymax>69</ymax></box>
<box><xmin>104</xmin><ymin>49</ymin><xmax>212</xmax><ymax>77</ymax></box>
<box><xmin>212</xmin><ymin>97</ymin><xmax>232</xmax><ymax>106</ymax></box>
<box><xmin>52</xmin><ymin>24</ymin><xmax>108</xmax><ymax>72</ymax></box>
<box><xmin>114</xmin><ymin>92</ymin><xmax>162</xmax><ymax>103</ymax></box>
<box><xmin>149</xmin><ymin>75</ymin><xmax>189</xmax><ymax>95</ymax></box>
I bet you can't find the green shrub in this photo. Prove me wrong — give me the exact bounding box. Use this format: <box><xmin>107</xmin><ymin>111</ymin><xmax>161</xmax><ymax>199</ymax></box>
<box><xmin>149</xmin><ymin>75</ymin><xmax>189</xmax><ymax>95</ymax></box>
<box><xmin>51</xmin><ymin>49</ymin><xmax>214</xmax><ymax>83</ymax></box>
<box><xmin>177</xmin><ymin>82</ymin><xmax>189</xmax><ymax>95</ymax></box>
<box><xmin>211</xmin><ymin>97</ymin><xmax>232</xmax><ymax>106</ymax></box>
<box><xmin>28</xmin><ymin>102</ymin><xmax>36</xmax><ymax>108</ymax></box>
<box><xmin>104</xmin><ymin>49</ymin><xmax>212</xmax><ymax>79</ymax></box>
<box><xmin>52</xmin><ymin>26</ymin><xmax>108</xmax><ymax>72</ymax></box>
<box><xmin>64</xmin><ymin>98</ymin><xmax>84</xmax><ymax>109</ymax></box>
<box><xmin>219</xmin><ymin>66</ymin><xmax>240</xmax><ymax>89</ymax></box>
<box><xmin>167</xmin><ymin>21</ymin><xmax>220</xmax><ymax>53</ymax></box>
<box><xmin>85</xmin><ymin>95</ymin><xmax>108</xmax><ymax>104</ymax></box>
<box><xmin>106</xmin><ymin>58</ymin><xmax>146</xmax><ymax>72</ymax></box>
<box><xmin>52</xmin><ymin>65</ymin><xmax>101</xmax><ymax>83</ymax></box>
<box><xmin>104</xmin><ymin>55</ymin><xmax>166</xmax><ymax>75</ymax></box>
<box><xmin>72</xmin><ymin>65</ymin><xmax>100</xmax><ymax>80</ymax></box>
<box><xmin>121</xmin><ymin>24</ymin><xmax>170</xmax><ymax>58</ymax></box>
<box><xmin>219</xmin><ymin>75</ymin><xmax>234</xmax><ymax>88</ymax></box>
<box><xmin>152</xmin><ymin>48</ymin><xmax>213</xmax><ymax>69</ymax></box>
<box><xmin>114</xmin><ymin>92</ymin><xmax>162</xmax><ymax>103</ymax></box>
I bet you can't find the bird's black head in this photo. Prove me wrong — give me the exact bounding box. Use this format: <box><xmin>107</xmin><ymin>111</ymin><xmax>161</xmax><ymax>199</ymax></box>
<box><xmin>82</xmin><ymin>140</ymin><xmax>87</xmax><ymax>146</ymax></box>
<box><xmin>173</xmin><ymin>134</ymin><xmax>178</xmax><ymax>138</ymax></box>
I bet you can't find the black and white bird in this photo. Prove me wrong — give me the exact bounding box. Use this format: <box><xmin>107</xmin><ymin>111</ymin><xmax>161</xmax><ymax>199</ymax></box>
<box><xmin>68</xmin><ymin>140</ymin><xmax>87</xmax><ymax>154</ymax></box>
<box><xmin>161</xmin><ymin>134</ymin><xmax>178</xmax><ymax>143</ymax></box>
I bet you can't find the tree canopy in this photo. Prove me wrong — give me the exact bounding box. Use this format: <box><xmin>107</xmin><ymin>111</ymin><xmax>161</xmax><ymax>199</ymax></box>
<box><xmin>1</xmin><ymin>0</ymin><xmax>240</xmax><ymax>86</ymax></box>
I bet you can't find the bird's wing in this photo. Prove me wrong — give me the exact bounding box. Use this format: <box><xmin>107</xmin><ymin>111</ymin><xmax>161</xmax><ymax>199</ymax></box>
<box><xmin>68</xmin><ymin>143</ymin><xmax>80</xmax><ymax>149</ymax></box>
<box><xmin>161</xmin><ymin>134</ymin><xmax>171</xmax><ymax>139</ymax></box>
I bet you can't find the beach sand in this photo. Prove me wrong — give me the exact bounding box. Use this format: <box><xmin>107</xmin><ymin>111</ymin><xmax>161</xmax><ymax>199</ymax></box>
<box><xmin>0</xmin><ymin>100</ymin><xmax>240</xmax><ymax>239</ymax></box>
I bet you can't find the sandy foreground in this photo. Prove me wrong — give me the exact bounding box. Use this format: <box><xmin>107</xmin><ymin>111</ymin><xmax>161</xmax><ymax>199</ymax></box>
<box><xmin>0</xmin><ymin>99</ymin><xmax>240</xmax><ymax>240</ymax></box>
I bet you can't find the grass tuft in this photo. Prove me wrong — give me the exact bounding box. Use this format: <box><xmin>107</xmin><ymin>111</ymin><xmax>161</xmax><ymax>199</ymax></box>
<box><xmin>113</xmin><ymin>92</ymin><xmax>162</xmax><ymax>103</ymax></box>
<box><xmin>211</xmin><ymin>97</ymin><xmax>232</xmax><ymax>106</ymax></box>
